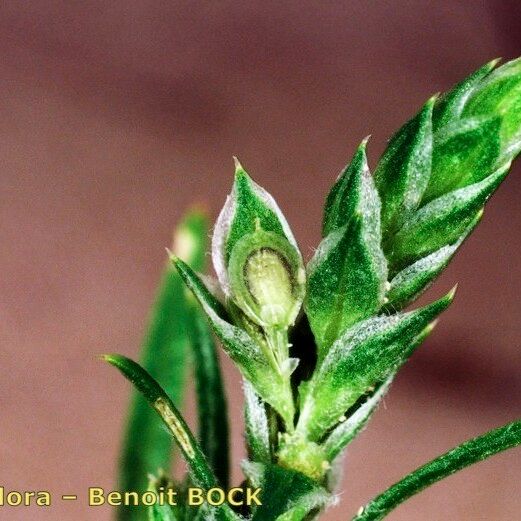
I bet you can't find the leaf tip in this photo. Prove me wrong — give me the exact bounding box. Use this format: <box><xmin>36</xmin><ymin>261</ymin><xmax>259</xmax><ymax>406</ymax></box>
<box><xmin>447</xmin><ymin>284</ymin><xmax>458</xmax><ymax>301</ymax></box>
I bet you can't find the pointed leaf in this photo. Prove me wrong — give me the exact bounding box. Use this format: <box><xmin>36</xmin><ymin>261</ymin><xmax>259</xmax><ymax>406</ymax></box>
<box><xmin>119</xmin><ymin>211</ymin><xmax>208</xmax><ymax>521</ymax></box>
<box><xmin>433</xmin><ymin>59</ymin><xmax>498</xmax><ymax>131</ymax></box>
<box><xmin>323</xmin><ymin>139</ymin><xmax>368</xmax><ymax>235</ymax></box>
<box><xmin>307</xmin><ymin>149</ymin><xmax>387</xmax><ymax>356</ymax></box>
<box><xmin>173</xmin><ymin>257</ymin><xmax>295</xmax><ymax>428</ymax></box>
<box><xmin>375</xmin><ymin>99</ymin><xmax>434</xmax><ymax>234</ymax></box>
<box><xmin>353</xmin><ymin>420</ymin><xmax>521</xmax><ymax>521</ymax></box>
<box><xmin>297</xmin><ymin>291</ymin><xmax>453</xmax><ymax>441</ymax></box>
<box><xmin>189</xmin><ymin>311</ymin><xmax>229</xmax><ymax>487</ymax></box>
<box><xmin>423</xmin><ymin>116</ymin><xmax>501</xmax><ymax>203</ymax></box>
<box><xmin>388</xmin><ymin>164</ymin><xmax>509</xmax><ymax>274</ymax></box>
<box><xmin>323</xmin><ymin>378</ymin><xmax>392</xmax><ymax>461</ymax></box>
<box><xmin>105</xmin><ymin>355</ymin><xmax>217</xmax><ymax>489</ymax></box>
<box><xmin>147</xmin><ymin>475</ymin><xmax>181</xmax><ymax>521</ymax></box>
<box><xmin>384</xmin><ymin>211</ymin><xmax>480</xmax><ymax>310</ymax></box>
<box><xmin>244</xmin><ymin>380</ymin><xmax>271</xmax><ymax>464</ymax></box>
<box><xmin>251</xmin><ymin>464</ymin><xmax>330</xmax><ymax>521</ymax></box>
<box><xmin>463</xmin><ymin>57</ymin><xmax>521</xmax><ymax>160</ymax></box>
<box><xmin>212</xmin><ymin>160</ymin><xmax>301</xmax><ymax>297</ymax></box>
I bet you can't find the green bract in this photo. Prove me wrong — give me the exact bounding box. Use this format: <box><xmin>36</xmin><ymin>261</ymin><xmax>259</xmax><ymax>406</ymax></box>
<box><xmin>105</xmin><ymin>59</ymin><xmax>521</xmax><ymax>521</ymax></box>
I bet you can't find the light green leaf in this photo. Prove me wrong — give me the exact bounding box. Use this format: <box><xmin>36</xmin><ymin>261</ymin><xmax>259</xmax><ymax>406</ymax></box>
<box><xmin>297</xmin><ymin>291</ymin><xmax>453</xmax><ymax>441</ymax></box>
<box><xmin>375</xmin><ymin>99</ymin><xmax>434</xmax><ymax>234</ymax></box>
<box><xmin>352</xmin><ymin>420</ymin><xmax>521</xmax><ymax>521</ymax></box>
<box><xmin>307</xmin><ymin>146</ymin><xmax>387</xmax><ymax>356</ymax></box>
<box><xmin>119</xmin><ymin>210</ymin><xmax>208</xmax><ymax>521</ymax></box>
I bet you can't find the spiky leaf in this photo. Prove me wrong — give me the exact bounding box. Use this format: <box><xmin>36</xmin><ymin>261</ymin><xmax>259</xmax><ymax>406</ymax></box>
<box><xmin>172</xmin><ymin>257</ymin><xmax>295</xmax><ymax>429</ymax></box>
<box><xmin>353</xmin><ymin>420</ymin><xmax>521</xmax><ymax>521</ymax></box>
<box><xmin>297</xmin><ymin>291</ymin><xmax>453</xmax><ymax>441</ymax></box>
<box><xmin>308</xmin><ymin>144</ymin><xmax>387</xmax><ymax>355</ymax></box>
<box><xmin>375</xmin><ymin>99</ymin><xmax>434</xmax><ymax>234</ymax></box>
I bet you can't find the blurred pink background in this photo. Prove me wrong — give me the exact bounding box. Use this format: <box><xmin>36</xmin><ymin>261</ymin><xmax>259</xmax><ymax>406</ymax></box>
<box><xmin>1</xmin><ymin>2</ymin><xmax>520</xmax><ymax>520</ymax></box>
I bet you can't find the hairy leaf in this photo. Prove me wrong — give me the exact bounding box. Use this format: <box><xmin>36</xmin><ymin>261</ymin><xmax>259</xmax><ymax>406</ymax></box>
<box><xmin>375</xmin><ymin>99</ymin><xmax>434</xmax><ymax>234</ymax></box>
<box><xmin>424</xmin><ymin>115</ymin><xmax>501</xmax><ymax>202</ymax></box>
<box><xmin>297</xmin><ymin>291</ymin><xmax>453</xmax><ymax>441</ymax></box>
<box><xmin>212</xmin><ymin>159</ymin><xmax>301</xmax><ymax>297</ymax></box>
<box><xmin>172</xmin><ymin>257</ymin><xmax>295</xmax><ymax>429</ymax></box>
<box><xmin>244</xmin><ymin>380</ymin><xmax>271</xmax><ymax>464</ymax></box>
<box><xmin>388</xmin><ymin>164</ymin><xmax>509</xmax><ymax>274</ymax></box>
<box><xmin>323</xmin><ymin>378</ymin><xmax>392</xmax><ymax>461</ymax></box>
<box><xmin>308</xmin><ymin>145</ymin><xmax>387</xmax><ymax>355</ymax></box>
<box><xmin>251</xmin><ymin>464</ymin><xmax>330</xmax><ymax>521</ymax></box>
<box><xmin>353</xmin><ymin>420</ymin><xmax>521</xmax><ymax>521</ymax></box>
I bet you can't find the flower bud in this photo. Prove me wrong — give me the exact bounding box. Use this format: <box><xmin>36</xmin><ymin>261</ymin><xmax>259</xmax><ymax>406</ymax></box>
<box><xmin>228</xmin><ymin>228</ymin><xmax>305</xmax><ymax>329</ymax></box>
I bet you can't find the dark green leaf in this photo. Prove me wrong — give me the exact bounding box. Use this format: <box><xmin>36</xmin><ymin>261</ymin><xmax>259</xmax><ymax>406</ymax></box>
<box><xmin>352</xmin><ymin>420</ymin><xmax>521</xmax><ymax>521</ymax></box>
<box><xmin>388</xmin><ymin>164</ymin><xmax>509</xmax><ymax>274</ymax></box>
<box><xmin>189</xmin><ymin>311</ymin><xmax>230</xmax><ymax>488</ymax></box>
<box><xmin>297</xmin><ymin>291</ymin><xmax>453</xmax><ymax>441</ymax></box>
<box><xmin>105</xmin><ymin>355</ymin><xmax>217</xmax><ymax>489</ymax></box>
<box><xmin>375</xmin><ymin>99</ymin><xmax>434</xmax><ymax>234</ymax></box>
<box><xmin>423</xmin><ymin>116</ymin><xmax>501</xmax><ymax>203</ymax></box>
<box><xmin>384</xmin><ymin>211</ymin><xmax>480</xmax><ymax>310</ymax></box>
<box><xmin>119</xmin><ymin>211</ymin><xmax>208</xmax><ymax>521</ymax></box>
<box><xmin>307</xmin><ymin>147</ymin><xmax>387</xmax><ymax>356</ymax></box>
<box><xmin>323</xmin><ymin>139</ymin><xmax>368</xmax><ymax>235</ymax></box>
<box><xmin>172</xmin><ymin>257</ymin><xmax>295</xmax><ymax>430</ymax></box>
<box><xmin>463</xmin><ymin>57</ymin><xmax>521</xmax><ymax>160</ymax></box>
<box><xmin>212</xmin><ymin>160</ymin><xmax>301</xmax><ymax>298</ymax></box>
<box><xmin>433</xmin><ymin>59</ymin><xmax>498</xmax><ymax>131</ymax></box>
<box><xmin>251</xmin><ymin>464</ymin><xmax>330</xmax><ymax>521</ymax></box>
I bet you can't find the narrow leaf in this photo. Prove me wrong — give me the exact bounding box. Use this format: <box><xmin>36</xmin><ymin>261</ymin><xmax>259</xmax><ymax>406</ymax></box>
<box><xmin>323</xmin><ymin>139</ymin><xmax>368</xmax><ymax>235</ymax></box>
<box><xmin>307</xmin><ymin>147</ymin><xmax>387</xmax><ymax>356</ymax></box>
<box><xmin>147</xmin><ymin>475</ymin><xmax>181</xmax><ymax>521</ymax></box>
<box><xmin>323</xmin><ymin>378</ymin><xmax>392</xmax><ymax>461</ymax></box>
<box><xmin>105</xmin><ymin>355</ymin><xmax>216</xmax><ymax>489</ymax></box>
<box><xmin>251</xmin><ymin>464</ymin><xmax>330</xmax><ymax>521</ymax></box>
<box><xmin>353</xmin><ymin>420</ymin><xmax>521</xmax><ymax>521</ymax></box>
<box><xmin>375</xmin><ymin>98</ymin><xmax>434</xmax><ymax>234</ymax></box>
<box><xmin>463</xmin><ymin>57</ymin><xmax>521</xmax><ymax>159</ymax></box>
<box><xmin>433</xmin><ymin>59</ymin><xmax>498</xmax><ymax>131</ymax></box>
<box><xmin>384</xmin><ymin>211</ymin><xmax>480</xmax><ymax>311</ymax></box>
<box><xmin>388</xmin><ymin>164</ymin><xmax>509</xmax><ymax>274</ymax></box>
<box><xmin>297</xmin><ymin>291</ymin><xmax>453</xmax><ymax>441</ymax></box>
<box><xmin>244</xmin><ymin>380</ymin><xmax>271</xmax><ymax>464</ymax></box>
<box><xmin>423</xmin><ymin>116</ymin><xmax>501</xmax><ymax>202</ymax></box>
<box><xmin>173</xmin><ymin>257</ymin><xmax>295</xmax><ymax>429</ymax></box>
<box><xmin>119</xmin><ymin>211</ymin><xmax>208</xmax><ymax>521</ymax></box>
<box><xmin>189</xmin><ymin>310</ymin><xmax>230</xmax><ymax>488</ymax></box>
